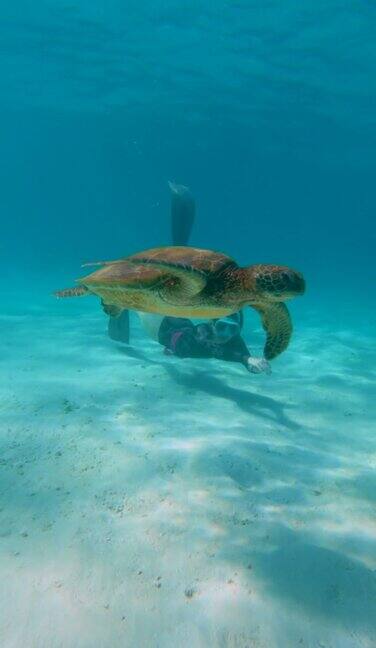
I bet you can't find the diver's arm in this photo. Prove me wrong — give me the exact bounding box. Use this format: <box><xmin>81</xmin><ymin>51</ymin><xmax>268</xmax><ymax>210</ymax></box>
<box><xmin>217</xmin><ymin>336</ymin><xmax>271</xmax><ymax>374</ymax></box>
<box><xmin>215</xmin><ymin>335</ymin><xmax>251</xmax><ymax>366</ymax></box>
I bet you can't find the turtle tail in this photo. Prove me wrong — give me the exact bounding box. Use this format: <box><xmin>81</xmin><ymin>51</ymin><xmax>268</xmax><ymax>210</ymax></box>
<box><xmin>54</xmin><ymin>285</ymin><xmax>89</xmax><ymax>299</ymax></box>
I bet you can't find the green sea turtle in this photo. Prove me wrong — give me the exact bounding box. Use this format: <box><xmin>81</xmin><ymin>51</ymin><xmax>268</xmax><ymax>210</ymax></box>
<box><xmin>55</xmin><ymin>246</ymin><xmax>305</xmax><ymax>359</ymax></box>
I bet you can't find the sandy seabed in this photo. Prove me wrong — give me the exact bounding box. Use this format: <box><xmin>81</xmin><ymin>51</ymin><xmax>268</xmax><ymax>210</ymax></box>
<box><xmin>1</xmin><ymin>292</ymin><xmax>375</xmax><ymax>648</ymax></box>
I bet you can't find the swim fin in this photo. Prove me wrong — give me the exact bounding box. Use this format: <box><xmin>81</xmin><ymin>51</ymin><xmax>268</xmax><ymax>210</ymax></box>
<box><xmin>108</xmin><ymin>310</ymin><xmax>130</xmax><ymax>344</ymax></box>
<box><xmin>168</xmin><ymin>181</ymin><xmax>195</xmax><ymax>246</ymax></box>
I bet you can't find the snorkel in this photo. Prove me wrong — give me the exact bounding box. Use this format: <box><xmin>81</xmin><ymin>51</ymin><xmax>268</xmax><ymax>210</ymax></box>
<box><xmin>212</xmin><ymin>311</ymin><xmax>243</xmax><ymax>344</ymax></box>
<box><xmin>195</xmin><ymin>312</ymin><xmax>243</xmax><ymax>345</ymax></box>
<box><xmin>213</xmin><ymin>317</ymin><xmax>240</xmax><ymax>342</ymax></box>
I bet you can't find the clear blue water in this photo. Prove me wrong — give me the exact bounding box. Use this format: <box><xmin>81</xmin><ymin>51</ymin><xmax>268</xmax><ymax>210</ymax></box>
<box><xmin>1</xmin><ymin>3</ymin><xmax>375</xmax><ymax>647</ymax></box>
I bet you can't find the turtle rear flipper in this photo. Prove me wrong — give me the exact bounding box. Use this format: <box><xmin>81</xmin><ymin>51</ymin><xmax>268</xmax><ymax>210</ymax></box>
<box><xmin>252</xmin><ymin>302</ymin><xmax>292</xmax><ymax>360</ymax></box>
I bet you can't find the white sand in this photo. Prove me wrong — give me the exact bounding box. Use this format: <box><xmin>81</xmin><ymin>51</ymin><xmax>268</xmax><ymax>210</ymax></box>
<box><xmin>1</xmin><ymin>294</ymin><xmax>375</xmax><ymax>648</ymax></box>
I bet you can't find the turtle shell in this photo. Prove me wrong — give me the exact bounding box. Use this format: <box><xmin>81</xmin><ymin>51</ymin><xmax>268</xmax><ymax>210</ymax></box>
<box><xmin>127</xmin><ymin>246</ymin><xmax>236</xmax><ymax>275</ymax></box>
<box><xmin>77</xmin><ymin>246</ymin><xmax>238</xmax><ymax>317</ymax></box>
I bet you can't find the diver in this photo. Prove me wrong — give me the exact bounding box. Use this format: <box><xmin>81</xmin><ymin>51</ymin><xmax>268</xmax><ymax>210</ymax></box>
<box><xmin>105</xmin><ymin>181</ymin><xmax>271</xmax><ymax>375</ymax></box>
<box><xmin>141</xmin><ymin>309</ymin><xmax>270</xmax><ymax>373</ymax></box>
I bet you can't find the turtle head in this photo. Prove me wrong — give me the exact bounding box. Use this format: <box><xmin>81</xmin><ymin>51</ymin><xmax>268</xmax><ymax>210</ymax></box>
<box><xmin>249</xmin><ymin>264</ymin><xmax>305</xmax><ymax>302</ymax></box>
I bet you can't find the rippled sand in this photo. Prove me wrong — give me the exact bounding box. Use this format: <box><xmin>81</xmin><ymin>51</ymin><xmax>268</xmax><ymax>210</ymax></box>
<box><xmin>0</xmin><ymin>291</ymin><xmax>375</xmax><ymax>648</ymax></box>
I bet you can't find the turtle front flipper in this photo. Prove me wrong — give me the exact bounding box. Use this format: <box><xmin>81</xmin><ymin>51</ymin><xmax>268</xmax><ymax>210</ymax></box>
<box><xmin>128</xmin><ymin>258</ymin><xmax>207</xmax><ymax>304</ymax></box>
<box><xmin>251</xmin><ymin>302</ymin><xmax>292</xmax><ymax>360</ymax></box>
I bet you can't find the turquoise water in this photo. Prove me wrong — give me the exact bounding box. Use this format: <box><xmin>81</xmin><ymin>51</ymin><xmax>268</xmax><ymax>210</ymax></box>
<box><xmin>1</xmin><ymin>3</ymin><xmax>375</xmax><ymax>647</ymax></box>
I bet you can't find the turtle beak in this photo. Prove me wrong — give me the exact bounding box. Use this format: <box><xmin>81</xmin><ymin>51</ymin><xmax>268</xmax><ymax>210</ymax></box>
<box><xmin>286</xmin><ymin>270</ymin><xmax>305</xmax><ymax>296</ymax></box>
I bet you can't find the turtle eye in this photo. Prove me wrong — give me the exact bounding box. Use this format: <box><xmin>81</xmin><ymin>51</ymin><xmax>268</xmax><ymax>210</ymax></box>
<box><xmin>165</xmin><ymin>277</ymin><xmax>178</xmax><ymax>288</ymax></box>
<box><xmin>280</xmin><ymin>272</ymin><xmax>290</xmax><ymax>288</ymax></box>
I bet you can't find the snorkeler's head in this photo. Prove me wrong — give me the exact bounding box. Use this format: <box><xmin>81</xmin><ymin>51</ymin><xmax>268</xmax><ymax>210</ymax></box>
<box><xmin>195</xmin><ymin>312</ymin><xmax>243</xmax><ymax>345</ymax></box>
<box><xmin>212</xmin><ymin>312</ymin><xmax>242</xmax><ymax>344</ymax></box>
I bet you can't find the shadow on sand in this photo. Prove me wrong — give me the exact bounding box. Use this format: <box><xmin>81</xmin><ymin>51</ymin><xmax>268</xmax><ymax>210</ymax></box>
<box><xmin>118</xmin><ymin>344</ymin><xmax>300</xmax><ymax>431</ymax></box>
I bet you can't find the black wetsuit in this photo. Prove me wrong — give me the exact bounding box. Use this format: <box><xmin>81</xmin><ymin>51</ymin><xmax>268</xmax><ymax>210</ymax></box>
<box><xmin>158</xmin><ymin>317</ymin><xmax>251</xmax><ymax>368</ymax></box>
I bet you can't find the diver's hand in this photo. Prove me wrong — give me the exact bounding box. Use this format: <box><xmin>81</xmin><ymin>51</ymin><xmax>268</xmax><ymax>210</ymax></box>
<box><xmin>246</xmin><ymin>356</ymin><xmax>272</xmax><ymax>375</ymax></box>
